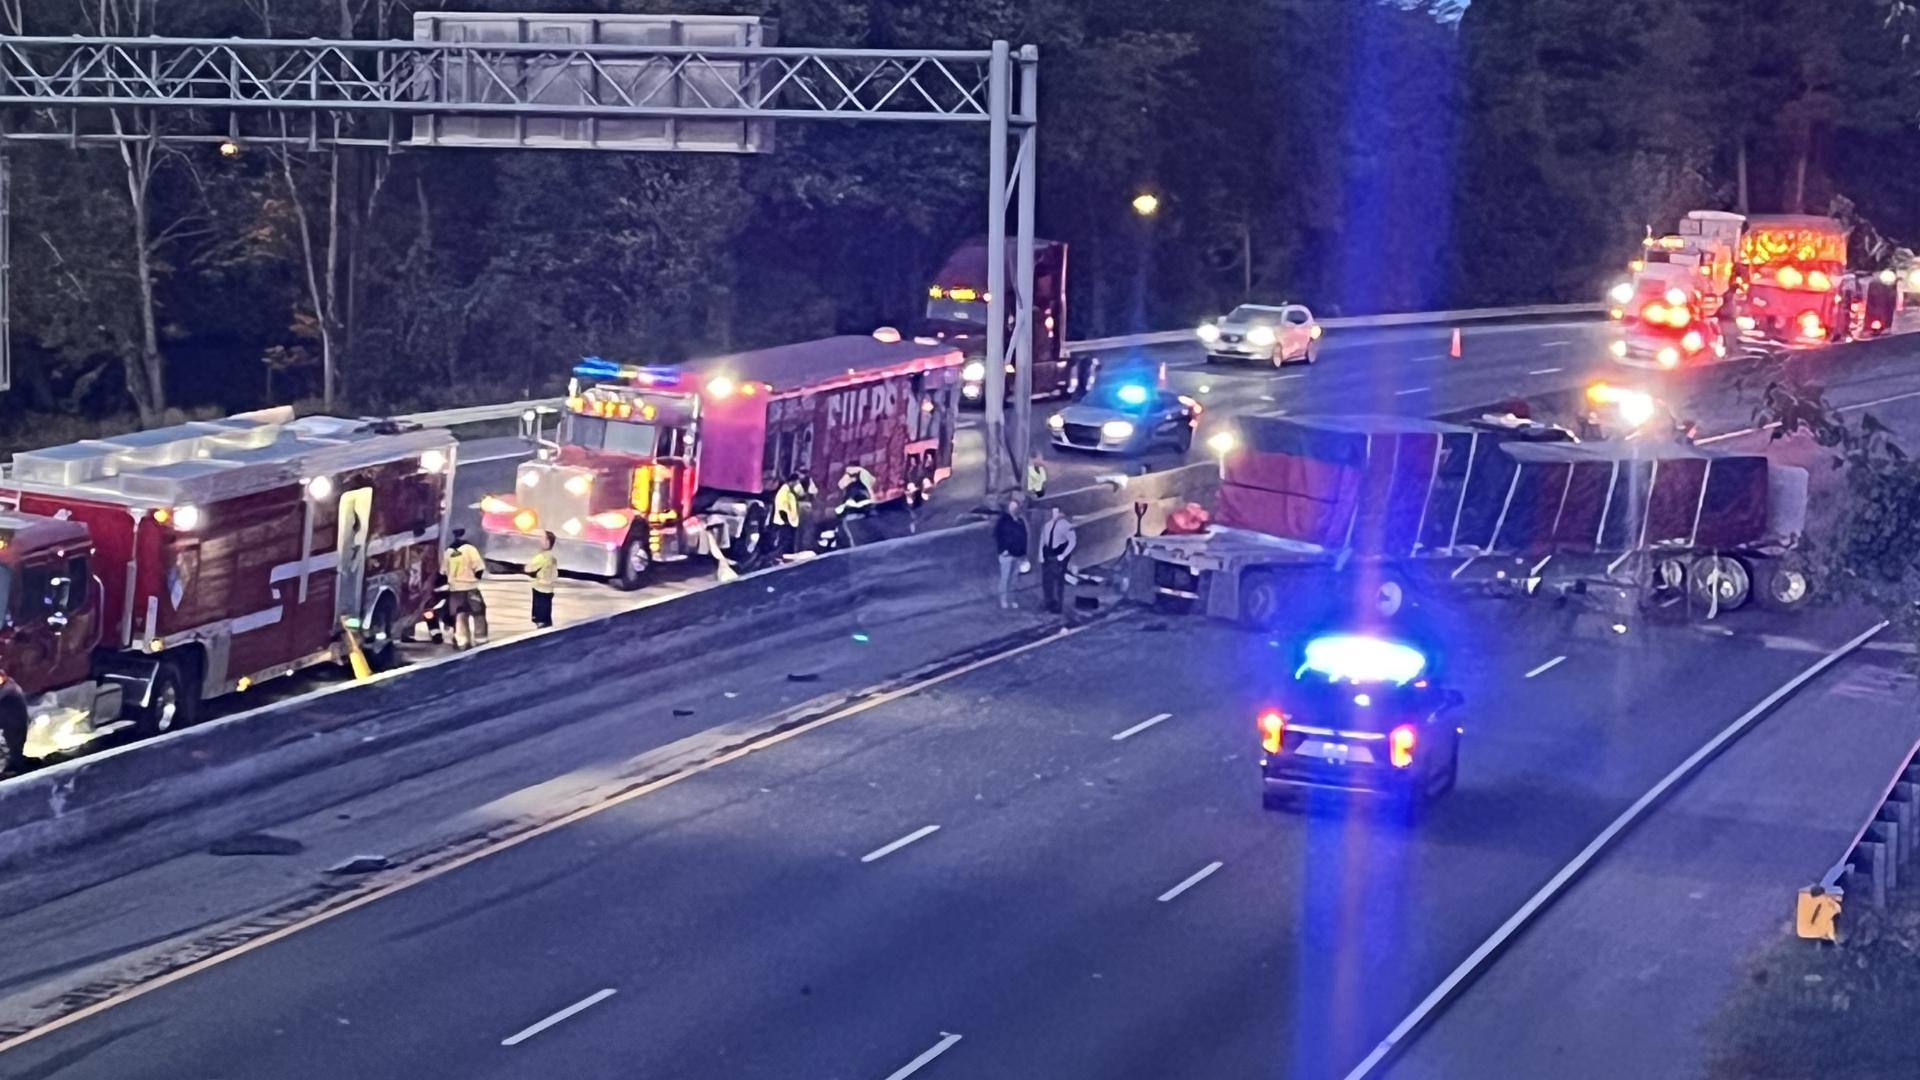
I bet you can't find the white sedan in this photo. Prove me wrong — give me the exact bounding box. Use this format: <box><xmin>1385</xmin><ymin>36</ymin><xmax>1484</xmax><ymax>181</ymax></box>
<box><xmin>1197</xmin><ymin>303</ymin><xmax>1322</xmax><ymax>366</ymax></box>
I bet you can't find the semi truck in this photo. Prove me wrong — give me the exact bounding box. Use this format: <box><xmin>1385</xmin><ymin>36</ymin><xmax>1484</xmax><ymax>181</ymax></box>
<box><xmin>922</xmin><ymin>237</ymin><xmax>1086</xmax><ymax>402</ymax></box>
<box><xmin>0</xmin><ymin>409</ymin><xmax>455</xmax><ymax>773</ymax></box>
<box><xmin>481</xmin><ymin>332</ymin><xmax>965</xmax><ymax>588</ymax></box>
<box><xmin>1127</xmin><ymin>412</ymin><xmax>1810</xmax><ymax>628</ymax></box>
<box><xmin>1735</xmin><ymin>214</ymin><xmax>1854</xmax><ymax>347</ymax></box>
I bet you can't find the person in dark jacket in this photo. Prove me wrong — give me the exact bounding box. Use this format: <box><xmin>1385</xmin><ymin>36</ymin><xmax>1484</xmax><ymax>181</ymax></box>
<box><xmin>993</xmin><ymin>497</ymin><xmax>1029</xmax><ymax>610</ymax></box>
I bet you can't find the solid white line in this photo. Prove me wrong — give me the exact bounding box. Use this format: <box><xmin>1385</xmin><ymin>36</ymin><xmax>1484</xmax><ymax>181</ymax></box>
<box><xmin>1274</xmin><ymin>372</ymin><xmax>1308</xmax><ymax>381</ymax></box>
<box><xmin>861</xmin><ymin>824</ymin><xmax>941</xmax><ymax>864</ymax></box>
<box><xmin>1157</xmin><ymin>860</ymin><xmax>1224</xmax><ymax>903</ymax></box>
<box><xmin>1540</xmin><ymin>339</ymin><xmax>1572</xmax><ymax>346</ymax></box>
<box><xmin>1395</xmin><ymin>386</ymin><xmax>1431</xmax><ymax>396</ymax></box>
<box><xmin>1523</xmin><ymin>656</ymin><xmax>1566</xmax><ymax>679</ymax></box>
<box><xmin>1527</xmin><ymin>367</ymin><xmax>1562</xmax><ymax>375</ymax></box>
<box><xmin>501</xmin><ymin>988</ymin><xmax>616</xmax><ymax>1047</ymax></box>
<box><xmin>1112</xmin><ymin>712</ymin><xmax>1174</xmax><ymax>741</ymax></box>
<box><xmin>884</xmin><ymin>1033</ymin><xmax>964</xmax><ymax>1080</ymax></box>
<box><xmin>1410</xmin><ymin>354</ymin><xmax>1445</xmax><ymax>363</ymax></box>
<box><xmin>1339</xmin><ymin>619</ymin><xmax>1887</xmax><ymax>1080</ymax></box>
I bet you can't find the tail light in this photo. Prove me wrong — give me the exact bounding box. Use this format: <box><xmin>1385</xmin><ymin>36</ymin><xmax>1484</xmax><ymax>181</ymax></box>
<box><xmin>1389</xmin><ymin>724</ymin><xmax>1417</xmax><ymax>769</ymax></box>
<box><xmin>1259</xmin><ymin>709</ymin><xmax>1287</xmax><ymax>754</ymax></box>
<box><xmin>1797</xmin><ymin>311</ymin><xmax>1825</xmax><ymax>339</ymax></box>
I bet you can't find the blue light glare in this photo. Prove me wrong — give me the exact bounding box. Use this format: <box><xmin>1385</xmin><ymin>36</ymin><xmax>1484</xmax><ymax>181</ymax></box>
<box><xmin>1297</xmin><ymin>634</ymin><xmax>1427</xmax><ymax>685</ymax></box>
<box><xmin>1116</xmin><ymin>383</ymin><xmax>1150</xmax><ymax>406</ymax></box>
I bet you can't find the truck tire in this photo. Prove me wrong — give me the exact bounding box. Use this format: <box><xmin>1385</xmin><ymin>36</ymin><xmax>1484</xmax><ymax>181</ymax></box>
<box><xmin>613</xmin><ymin>533</ymin><xmax>652</xmax><ymax>591</ymax></box>
<box><xmin>137</xmin><ymin>658</ymin><xmax>200</xmax><ymax>738</ymax></box>
<box><xmin>729</xmin><ymin>502</ymin><xmax>768</xmax><ymax>563</ymax></box>
<box><xmin>1372</xmin><ymin>569</ymin><xmax>1411</xmax><ymax>618</ymax></box>
<box><xmin>1173</xmin><ymin>424</ymin><xmax>1194</xmax><ymax>453</ymax></box>
<box><xmin>1754</xmin><ymin>558</ymin><xmax>1812</xmax><ymax>612</ymax></box>
<box><xmin>0</xmin><ymin>703</ymin><xmax>26</xmax><ymax>777</ymax></box>
<box><xmin>1687</xmin><ymin>554</ymin><xmax>1750</xmax><ymax>614</ymax></box>
<box><xmin>1240</xmin><ymin>571</ymin><xmax>1285</xmax><ymax>630</ymax></box>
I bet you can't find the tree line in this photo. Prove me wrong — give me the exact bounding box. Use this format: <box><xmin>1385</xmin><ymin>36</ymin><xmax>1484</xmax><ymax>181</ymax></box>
<box><xmin>1</xmin><ymin>0</ymin><xmax>1913</xmax><ymax>435</ymax></box>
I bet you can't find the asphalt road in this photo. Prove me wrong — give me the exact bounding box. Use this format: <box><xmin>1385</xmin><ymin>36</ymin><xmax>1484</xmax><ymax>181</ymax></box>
<box><xmin>0</xmin><ymin>596</ymin><xmax>1880</xmax><ymax>1080</ymax></box>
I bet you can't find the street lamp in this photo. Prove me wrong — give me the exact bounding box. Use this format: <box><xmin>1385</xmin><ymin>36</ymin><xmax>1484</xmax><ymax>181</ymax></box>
<box><xmin>1131</xmin><ymin>192</ymin><xmax>1160</xmax><ymax>217</ymax></box>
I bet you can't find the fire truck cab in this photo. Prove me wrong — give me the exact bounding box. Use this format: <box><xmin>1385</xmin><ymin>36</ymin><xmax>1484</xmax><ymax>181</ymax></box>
<box><xmin>1610</xmin><ymin>269</ymin><xmax>1728</xmax><ymax>370</ymax></box>
<box><xmin>482</xmin><ymin>334</ymin><xmax>965</xmax><ymax>589</ymax></box>
<box><xmin>1735</xmin><ymin>215</ymin><xmax>1850</xmax><ymax>347</ymax></box>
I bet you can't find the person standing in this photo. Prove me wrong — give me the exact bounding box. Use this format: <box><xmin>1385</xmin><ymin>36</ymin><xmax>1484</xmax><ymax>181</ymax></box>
<box><xmin>1027</xmin><ymin>458</ymin><xmax>1049</xmax><ymax>501</ymax></box>
<box><xmin>443</xmin><ymin>528</ymin><xmax>489</xmax><ymax>648</ymax></box>
<box><xmin>1040</xmin><ymin>506</ymin><xmax>1078</xmax><ymax>614</ymax></box>
<box><xmin>526</xmin><ymin>531</ymin><xmax>559</xmax><ymax>629</ymax></box>
<box><xmin>993</xmin><ymin>498</ymin><xmax>1029</xmax><ymax>610</ymax></box>
<box><xmin>833</xmin><ymin>466</ymin><xmax>874</xmax><ymax>548</ymax></box>
<box><xmin>769</xmin><ymin>473</ymin><xmax>803</xmax><ymax>560</ymax></box>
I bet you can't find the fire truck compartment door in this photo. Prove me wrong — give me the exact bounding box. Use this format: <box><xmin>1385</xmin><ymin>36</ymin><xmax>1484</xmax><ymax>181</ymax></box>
<box><xmin>335</xmin><ymin>487</ymin><xmax>373</xmax><ymax>625</ymax></box>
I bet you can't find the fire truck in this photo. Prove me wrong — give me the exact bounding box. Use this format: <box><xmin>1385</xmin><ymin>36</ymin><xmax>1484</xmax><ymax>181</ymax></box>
<box><xmin>921</xmin><ymin>238</ymin><xmax>1084</xmax><ymax>403</ymax></box>
<box><xmin>481</xmin><ymin>333</ymin><xmax>965</xmax><ymax>589</ymax></box>
<box><xmin>0</xmin><ymin>409</ymin><xmax>455</xmax><ymax>773</ymax></box>
<box><xmin>1734</xmin><ymin>215</ymin><xmax>1852</xmax><ymax>346</ymax></box>
<box><xmin>1608</xmin><ymin>270</ymin><xmax>1729</xmax><ymax>369</ymax></box>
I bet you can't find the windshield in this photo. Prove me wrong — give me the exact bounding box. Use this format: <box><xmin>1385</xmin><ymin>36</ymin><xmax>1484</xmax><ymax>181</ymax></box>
<box><xmin>1226</xmin><ymin>305</ymin><xmax>1281</xmax><ymax>324</ymax></box>
<box><xmin>565</xmin><ymin>414</ymin><xmax>660</xmax><ymax>457</ymax></box>
<box><xmin>926</xmin><ymin>297</ymin><xmax>988</xmax><ymax>326</ymax></box>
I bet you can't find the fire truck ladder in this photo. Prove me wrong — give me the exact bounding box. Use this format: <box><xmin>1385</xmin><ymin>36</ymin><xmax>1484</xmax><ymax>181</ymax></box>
<box><xmin>0</xmin><ymin>32</ymin><xmax>1041</xmax><ymax>494</ymax></box>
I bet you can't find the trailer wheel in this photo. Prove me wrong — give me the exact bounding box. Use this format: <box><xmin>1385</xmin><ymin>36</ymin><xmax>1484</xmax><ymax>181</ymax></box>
<box><xmin>1240</xmin><ymin>571</ymin><xmax>1285</xmax><ymax>630</ymax></box>
<box><xmin>1755</xmin><ymin>558</ymin><xmax>1812</xmax><ymax>612</ymax></box>
<box><xmin>1687</xmin><ymin>554</ymin><xmax>1751</xmax><ymax>614</ymax></box>
<box><xmin>0</xmin><ymin>703</ymin><xmax>26</xmax><ymax>777</ymax></box>
<box><xmin>137</xmin><ymin>658</ymin><xmax>200</xmax><ymax>738</ymax></box>
<box><xmin>1372</xmin><ymin>569</ymin><xmax>1411</xmax><ymax>618</ymax></box>
<box><xmin>613</xmin><ymin>533</ymin><xmax>652</xmax><ymax>591</ymax></box>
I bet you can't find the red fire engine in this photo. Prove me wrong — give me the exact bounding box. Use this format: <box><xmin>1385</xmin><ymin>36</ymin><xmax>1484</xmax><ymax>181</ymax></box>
<box><xmin>481</xmin><ymin>332</ymin><xmax>965</xmax><ymax>589</ymax></box>
<box><xmin>0</xmin><ymin>409</ymin><xmax>455</xmax><ymax>772</ymax></box>
<box><xmin>1609</xmin><ymin>270</ymin><xmax>1728</xmax><ymax>369</ymax></box>
<box><xmin>1734</xmin><ymin>215</ymin><xmax>1850</xmax><ymax>346</ymax></box>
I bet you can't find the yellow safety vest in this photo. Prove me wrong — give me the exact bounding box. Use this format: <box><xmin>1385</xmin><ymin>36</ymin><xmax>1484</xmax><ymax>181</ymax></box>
<box><xmin>526</xmin><ymin>551</ymin><xmax>558</xmax><ymax>593</ymax></box>
<box><xmin>774</xmin><ymin>483</ymin><xmax>801</xmax><ymax>526</ymax></box>
<box><xmin>445</xmin><ymin>544</ymin><xmax>483</xmax><ymax>592</ymax></box>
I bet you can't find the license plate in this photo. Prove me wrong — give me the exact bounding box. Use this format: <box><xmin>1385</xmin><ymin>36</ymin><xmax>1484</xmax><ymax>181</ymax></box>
<box><xmin>1302</xmin><ymin>740</ymin><xmax>1352</xmax><ymax>764</ymax></box>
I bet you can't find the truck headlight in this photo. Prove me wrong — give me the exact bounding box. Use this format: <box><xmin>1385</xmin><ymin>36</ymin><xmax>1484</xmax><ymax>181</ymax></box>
<box><xmin>1247</xmin><ymin>326</ymin><xmax>1276</xmax><ymax>347</ymax></box>
<box><xmin>962</xmin><ymin>360</ymin><xmax>986</xmax><ymax>382</ymax></box>
<box><xmin>1196</xmin><ymin>323</ymin><xmax>1220</xmax><ymax>343</ymax></box>
<box><xmin>1608</xmin><ymin>281</ymin><xmax>1634</xmax><ymax>305</ymax></box>
<box><xmin>1101</xmin><ymin>420</ymin><xmax>1136</xmax><ymax>440</ymax></box>
<box><xmin>1608</xmin><ymin>340</ymin><xmax>1628</xmax><ymax>358</ymax></box>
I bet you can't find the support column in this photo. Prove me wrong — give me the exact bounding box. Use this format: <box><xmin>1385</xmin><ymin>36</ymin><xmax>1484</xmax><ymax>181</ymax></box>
<box><xmin>1010</xmin><ymin>46</ymin><xmax>1038</xmax><ymax>489</ymax></box>
<box><xmin>982</xmin><ymin>40</ymin><xmax>1012</xmax><ymax>498</ymax></box>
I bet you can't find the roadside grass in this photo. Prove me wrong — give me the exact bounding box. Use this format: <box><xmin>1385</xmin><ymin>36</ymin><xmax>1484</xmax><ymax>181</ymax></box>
<box><xmin>1704</xmin><ymin>894</ymin><xmax>1920</xmax><ymax>1080</ymax></box>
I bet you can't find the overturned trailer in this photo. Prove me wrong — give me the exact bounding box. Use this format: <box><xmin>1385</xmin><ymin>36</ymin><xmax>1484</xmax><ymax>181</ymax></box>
<box><xmin>1128</xmin><ymin>414</ymin><xmax>1809</xmax><ymax>625</ymax></box>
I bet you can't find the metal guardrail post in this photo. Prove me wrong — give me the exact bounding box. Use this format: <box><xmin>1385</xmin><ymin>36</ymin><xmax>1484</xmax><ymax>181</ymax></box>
<box><xmin>1875</xmin><ymin>815</ymin><xmax>1901</xmax><ymax>891</ymax></box>
<box><xmin>1897</xmin><ymin>782</ymin><xmax>1918</xmax><ymax>866</ymax></box>
<box><xmin>1864</xmin><ymin>833</ymin><xmax>1890</xmax><ymax>909</ymax></box>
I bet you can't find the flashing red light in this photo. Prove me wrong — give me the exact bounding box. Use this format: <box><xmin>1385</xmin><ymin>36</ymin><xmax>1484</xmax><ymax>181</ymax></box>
<box><xmin>1872</xmin><ymin>319</ymin><xmax>1885</xmax><ymax>331</ymax></box>
<box><xmin>1806</xmin><ymin>270</ymin><xmax>1832</xmax><ymax>292</ymax></box>
<box><xmin>1389</xmin><ymin>724</ymin><xmax>1417</xmax><ymax>769</ymax></box>
<box><xmin>1259</xmin><ymin>709</ymin><xmax>1287</xmax><ymax>754</ymax></box>
<box><xmin>1777</xmin><ymin>266</ymin><xmax>1805</xmax><ymax>289</ymax></box>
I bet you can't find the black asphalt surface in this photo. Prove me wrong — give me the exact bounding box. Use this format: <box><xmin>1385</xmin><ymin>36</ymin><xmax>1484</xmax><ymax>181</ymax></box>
<box><xmin>0</xmin><ymin>597</ymin><xmax>1878</xmax><ymax>1080</ymax></box>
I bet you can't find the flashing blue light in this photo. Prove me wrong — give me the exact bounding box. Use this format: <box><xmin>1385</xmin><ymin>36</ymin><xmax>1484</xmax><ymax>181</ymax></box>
<box><xmin>1297</xmin><ymin>634</ymin><xmax>1427</xmax><ymax>685</ymax></box>
<box><xmin>1116</xmin><ymin>383</ymin><xmax>1151</xmax><ymax>406</ymax></box>
<box><xmin>573</xmin><ymin>357</ymin><xmax>683</xmax><ymax>386</ymax></box>
<box><xmin>574</xmin><ymin>356</ymin><xmax>623</xmax><ymax>379</ymax></box>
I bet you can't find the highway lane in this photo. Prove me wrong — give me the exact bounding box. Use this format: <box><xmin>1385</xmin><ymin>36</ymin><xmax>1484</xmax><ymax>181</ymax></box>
<box><xmin>0</xmin><ymin>595</ymin><xmax>1878</xmax><ymax>1080</ymax></box>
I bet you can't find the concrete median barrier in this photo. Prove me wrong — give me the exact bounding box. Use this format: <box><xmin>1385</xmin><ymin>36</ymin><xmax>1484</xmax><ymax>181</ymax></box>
<box><xmin>0</xmin><ymin>462</ymin><xmax>1220</xmax><ymax>908</ymax></box>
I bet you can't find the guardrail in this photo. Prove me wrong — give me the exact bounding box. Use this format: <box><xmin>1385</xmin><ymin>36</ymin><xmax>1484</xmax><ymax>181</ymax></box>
<box><xmin>1062</xmin><ymin>301</ymin><xmax>1607</xmax><ymax>355</ymax></box>
<box><xmin>403</xmin><ymin>302</ymin><xmax>1606</xmax><ymax>437</ymax></box>
<box><xmin>1801</xmin><ymin>736</ymin><xmax>1920</xmax><ymax>941</ymax></box>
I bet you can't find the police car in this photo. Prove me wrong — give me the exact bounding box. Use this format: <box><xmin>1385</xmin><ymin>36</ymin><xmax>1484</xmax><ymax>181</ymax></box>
<box><xmin>1258</xmin><ymin>633</ymin><xmax>1463</xmax><ymax>817</ymax></box>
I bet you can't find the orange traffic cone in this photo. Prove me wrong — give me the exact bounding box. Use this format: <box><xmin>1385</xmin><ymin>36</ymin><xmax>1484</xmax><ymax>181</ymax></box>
<box><xmin>1449</xmin><ymin>327</ymin><xmax>1463</xmax><ymax>358</ymax></box>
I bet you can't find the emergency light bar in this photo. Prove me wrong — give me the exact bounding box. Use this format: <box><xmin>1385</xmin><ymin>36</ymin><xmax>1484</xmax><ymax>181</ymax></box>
<box><xmin>1297</xmin><ymin>634</ymin><xmax>1428</xmax><ymax>685</ymax></box>
<box><xmin>573</xmin><ymin>356</ymin><xmax>683</xmax><ymax>386</ymax></box>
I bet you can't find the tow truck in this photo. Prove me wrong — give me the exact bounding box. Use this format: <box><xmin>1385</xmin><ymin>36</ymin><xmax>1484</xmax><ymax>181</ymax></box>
<box><xmin>1258</xmin><ymin>632</ymin><xmax>1464</xmax><ymax>819</ymax></box>
<box><xmin>0</xmin><ymin>410</ymin><xmax>454</xmax><ymax>773</ymax></box>
<box><xmin>1734</xmin><ymin>215</ymin><xmax>1853</xmax><ymax>347</ymax></box>
<box><xmin>481</xmin><ymin>332</ymin><xmax>965</xmax><ymax>588</ymax></box>
<box><xmin>1608</xmin><ymin>273</ymin><xmax>1728</xmax><ymax>369</ymax></box>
